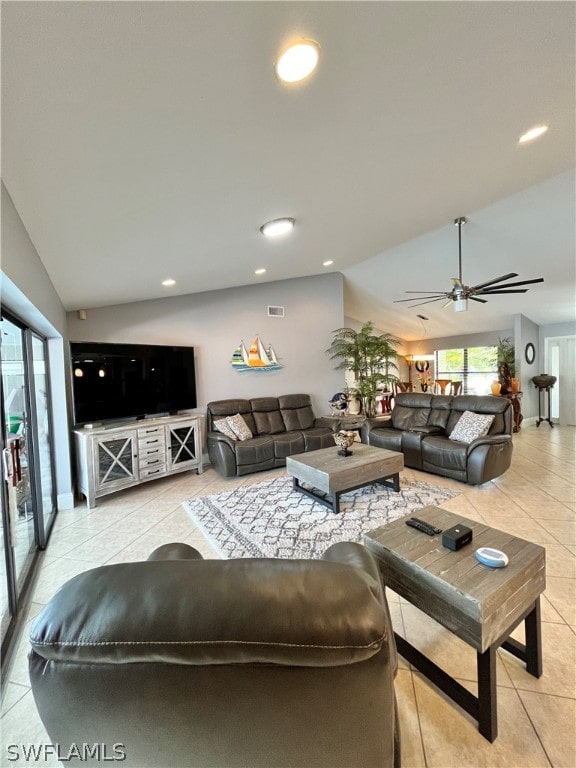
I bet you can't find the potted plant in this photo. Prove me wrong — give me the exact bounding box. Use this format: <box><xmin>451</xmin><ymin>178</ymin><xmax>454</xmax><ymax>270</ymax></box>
<box><xmin>326</xmin><ymin>322</ymin><xmax>400</xmax><ymax>417</ymax></box>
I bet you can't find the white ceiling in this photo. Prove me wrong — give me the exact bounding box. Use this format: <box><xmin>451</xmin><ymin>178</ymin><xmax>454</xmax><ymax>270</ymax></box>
<box><xmin>2</xmin><ymin>2</ymin><xmax>575</xmax><ymax>341</ymax></box>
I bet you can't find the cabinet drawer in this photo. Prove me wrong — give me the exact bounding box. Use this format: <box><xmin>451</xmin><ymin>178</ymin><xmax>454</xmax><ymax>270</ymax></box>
<box><xmin>138</xmin><ymin>425</ymin><xmax>164</xmax><ymax>439</ymax></box>
<box><xmin>139</xmin><ymin>443</ymin><xmax>165</xmax><ymax>459</ymax></box>
<box><xmin>139</xmin><ymin>453</ymin><xmax>165</xmax><ymax>469</ymax></box>
<box><xmin>138</xmin><ymin>435</ymin><xmax>166</xmax><ymax>451</ymax></box>
<box><xmin>140</xmin><ymin>464</ymin><xmax>166</xmax><ymax>479</ymax></box>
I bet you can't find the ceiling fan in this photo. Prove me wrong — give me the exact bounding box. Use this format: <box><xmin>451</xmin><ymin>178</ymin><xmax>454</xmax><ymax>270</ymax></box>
<box><xmin>394</xmin><ymin>217</ymin><xmax>544</xmax><ymax>312</ymax></box>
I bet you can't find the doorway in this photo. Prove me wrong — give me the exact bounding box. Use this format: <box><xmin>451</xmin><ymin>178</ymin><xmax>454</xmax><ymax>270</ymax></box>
<box><xmin>546</xmin><ymin>336</ymin><xmax>576</xmax><ymax>426</ymax></box>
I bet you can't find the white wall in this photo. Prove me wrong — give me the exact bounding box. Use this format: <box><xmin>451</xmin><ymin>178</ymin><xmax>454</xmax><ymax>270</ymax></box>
<box><xmin>1</xmin><ymin>182</ymin><xmax>73</xmax><ymax>509</ymax></box>
<box><xmin>66</xmin><ymin>273</ymin><xmax>345</xmax><ymax>418</ymax></box>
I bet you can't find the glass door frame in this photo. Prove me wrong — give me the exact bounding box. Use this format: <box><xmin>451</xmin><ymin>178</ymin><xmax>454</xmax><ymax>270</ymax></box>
<box><xmin>0</xmin><ymin>309</ymin><xmax>57</xmax><ymax>671</ymax></box>
<box><xmin>25</xmin><ymin>328</ymin><xmax>57</xmax><ymax>548</ymax></box>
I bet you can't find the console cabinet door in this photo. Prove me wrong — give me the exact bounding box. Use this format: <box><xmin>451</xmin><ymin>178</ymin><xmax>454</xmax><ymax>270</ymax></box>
<box><xmin>166</xmin><ymin>420</ymin><xmax>202</xmax><ymax>473</ymax></box>
<box><xmin>93</xmin><ymin>432</ymin><xmax>137</xmax><ymax>493</ymax></box>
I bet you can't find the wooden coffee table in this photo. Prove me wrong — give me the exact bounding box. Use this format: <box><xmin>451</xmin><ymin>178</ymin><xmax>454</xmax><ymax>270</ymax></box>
<box><xmin>286</xmin><ymin>444</ymin><xmax>404</xmax><ymax>514</ymax></box>
<box><xmin>364</xmin><ymin>507</ymin><xmax>546</xmax><ymax>741</ymax></box>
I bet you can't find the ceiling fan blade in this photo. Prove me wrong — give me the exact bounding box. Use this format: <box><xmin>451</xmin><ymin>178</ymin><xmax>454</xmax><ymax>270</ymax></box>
<box><xmin>478</xmin><ymin>277</ymin><xmax>544</xmax><ymax>291</ymax></box>
<box><xmin>394</xmin><ymin>295</ymin><xmax>448</xmax><ymax>303</ymax></box>
<box><xmin>402</xmin><ymin>291</ymin><xmax>448</xmax><ymax>295</ymax></box>
<box><xmin>451</xmin><ymin>278</ymin><xmax>463</xmax><ymax>288</ymax></box>
<box><xmin>470</xmin><ymin>272</ymin><xmax>518</xmax><ymax>291</ymax></box>
<box><xmin>478</xmin><ymin>289</ymin><xmax>529</xmax><ymax>295</ymax></box>
<box><xmin>469</xmin><ymin>296</ymin><xmax>488</xmax><ymax>303</ymax></box>
<box><xmin>400</xmin><ymin>297</ymin><xmax>447</xmax><ymax>308</ymax></box>
<box><xmin>442</xmin><ymin>298</ymin><xmax>453</xmax><ymax>308</ymax></box>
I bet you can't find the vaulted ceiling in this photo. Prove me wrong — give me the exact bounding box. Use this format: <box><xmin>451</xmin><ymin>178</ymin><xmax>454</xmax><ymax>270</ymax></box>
<box><xmin>2</xmin><ymin>2</ymin><xmax>574</xmax><ymax>341</ymax></box>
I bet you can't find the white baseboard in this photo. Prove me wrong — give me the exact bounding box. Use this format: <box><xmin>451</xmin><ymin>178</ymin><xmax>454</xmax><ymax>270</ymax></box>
<box><xmin>521</xmin><ymin>416</ymin><xmax>538</xmax><ymax>427</ymax></box>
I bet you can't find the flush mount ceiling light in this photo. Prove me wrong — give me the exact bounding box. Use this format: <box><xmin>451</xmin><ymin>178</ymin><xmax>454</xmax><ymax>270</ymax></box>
<box><xmin>162</xmin><ymin>278</ymin><xmax>176</xmax><ymax>287</ymax></box>
<box><xmin>254</xmin><ymin>268</ymin><xmax>267</xmax><ymax>275</ymax></box>
<box><xmin>275</xmin><ymin>39</ymin><xmax>320</xmax><ymax>84</ymax></box>
<box><xmin>259</xmin><ymin>217</ymin><xmax>295</xmax><ymax>238</ymax></box>
<box><xmin>323</xmin><ymin>260</ymin><xmax>334</xmax><ymax>267</ymax></box>
<box><xmin>519</xmin><ymin>125</ymin><xmax>549</xmax><ymax>144</ymax></box>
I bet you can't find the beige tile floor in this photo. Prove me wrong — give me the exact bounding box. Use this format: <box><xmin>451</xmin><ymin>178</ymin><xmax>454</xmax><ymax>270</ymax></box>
<box><xmin>1</xmin><ymin>424</ymin><xmax>575</xmax><ymax>767</ymax></box>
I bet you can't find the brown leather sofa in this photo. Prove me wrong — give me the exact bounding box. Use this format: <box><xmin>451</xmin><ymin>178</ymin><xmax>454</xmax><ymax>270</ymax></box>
<box><xmin>29</xmin><ymin>541</ymin><xmax>401</xmax><ymax>768</ymax></box>
<box><xmin>207</xmin><ymin>394</ymin><xmax>336</xmax><ymax>477</ymax></box>
<box><xmin>361</xmin><ymin>392</ymin><xmax>513</xmax><ymax>484</ymax></box>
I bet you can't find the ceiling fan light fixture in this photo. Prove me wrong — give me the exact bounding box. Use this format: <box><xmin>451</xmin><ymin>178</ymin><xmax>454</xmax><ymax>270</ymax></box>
<box><xmin>454</xmin><ymin>297</ymin><xmax>468</xmax><ymax>312</ymax></box>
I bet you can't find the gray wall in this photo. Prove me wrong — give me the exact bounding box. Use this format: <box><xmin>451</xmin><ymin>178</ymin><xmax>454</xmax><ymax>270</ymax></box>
<box><xmin>515</xmin><ymin>314</ymin><xmax>540</xmax><ymax>419</ymax></box>
<box><xmin>66</xmin><ymin>272</ymin><xmax>345</xmax><ymax>418</ymax></box>
<box><xmin>1</xmin><ymin>182</ymin><xmax>73</xmax><ymax>509</ymax></box>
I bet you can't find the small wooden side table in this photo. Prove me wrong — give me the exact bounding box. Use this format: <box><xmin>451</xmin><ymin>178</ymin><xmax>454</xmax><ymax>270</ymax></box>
<box><xmin>364</xmin><ymin>506</ymin><xmax>545</xmax><ymax>742</ymax></box>
<box><xmin>501</xmin><ymin>392</ymin><xmax>523</xmax><ymax>432</ymax></box>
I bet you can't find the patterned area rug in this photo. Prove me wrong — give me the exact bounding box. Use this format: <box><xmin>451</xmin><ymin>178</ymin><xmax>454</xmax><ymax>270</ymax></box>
<box><xmin>183</xmin><ymin>475</ymin><xmax>459</xmax><ymax>559</ymax></box>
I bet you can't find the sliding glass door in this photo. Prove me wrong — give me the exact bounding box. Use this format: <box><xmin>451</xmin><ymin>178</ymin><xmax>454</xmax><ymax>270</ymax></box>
<box><xmin>0</xmin><ymin>313</ymin><xmax>56</xmax><ymax>652</ymax></box>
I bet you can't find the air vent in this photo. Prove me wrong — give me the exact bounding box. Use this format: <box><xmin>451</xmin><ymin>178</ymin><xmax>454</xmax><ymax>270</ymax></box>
<box><xmin>267</xmin><ymin>306</ymin><xmax>285</xmax><ymax>317</ymax></box>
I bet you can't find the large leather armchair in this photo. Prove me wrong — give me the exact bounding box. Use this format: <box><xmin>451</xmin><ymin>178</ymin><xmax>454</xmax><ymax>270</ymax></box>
<box><xmin>29</xmin><ymin>542</ymin><xmax>401</xmax><ymax>768</ymax></box>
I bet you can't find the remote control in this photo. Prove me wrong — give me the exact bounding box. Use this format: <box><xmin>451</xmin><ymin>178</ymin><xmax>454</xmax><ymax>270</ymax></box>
<box><xmin>475</xmin><ymin>547</ymin><xmax>509</xmax><ymax>568</ymax></box>
<box><xmin>405</xmin><ymin>517</ymin><xmax>442</xmax><ymax>536</ymax></box>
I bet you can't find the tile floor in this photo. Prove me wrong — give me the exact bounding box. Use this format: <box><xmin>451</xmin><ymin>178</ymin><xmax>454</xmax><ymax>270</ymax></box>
<box><xmin>1</xmin><ymin>424</ymin><xmax>575</xmax><ymax>767</ymax></box>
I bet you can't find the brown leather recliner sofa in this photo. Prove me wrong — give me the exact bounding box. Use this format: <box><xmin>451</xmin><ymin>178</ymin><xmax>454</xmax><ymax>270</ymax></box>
<box><xmin>207</xmin><ymin>394</ymin><xmax>336</xmax><ymax>477</ymax></box>
<box><xmin>29</xmin><ymin>541</ymin><xmax>401</xmax><ymax>768</ymax></box>
<box><xmin>361</xmin><ymin>392</ymin><xmax>513</xmax><ymax>484</ymax></box>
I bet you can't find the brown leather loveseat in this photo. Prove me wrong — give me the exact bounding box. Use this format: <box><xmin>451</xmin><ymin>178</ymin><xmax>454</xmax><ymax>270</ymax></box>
<box><xmin>29</xmin><ymin>541</ymin><xmax>401</xmax><ymax>768</ymax></box>
<box><xmin>361</xmin><ymin>392</ymin><xmax>513</xmax><ymax>484</ymax></box>
<box><xmin>207</xmin><ymin>394</ymin><xmax>336</xmax><ymax>477</ymax></box>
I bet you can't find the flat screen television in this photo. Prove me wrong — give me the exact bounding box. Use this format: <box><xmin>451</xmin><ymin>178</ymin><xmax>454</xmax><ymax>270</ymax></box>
<box><xmin>70</xmin><ymin>342</ymin><xmax>197</xmax><ymax>426</ymax></box>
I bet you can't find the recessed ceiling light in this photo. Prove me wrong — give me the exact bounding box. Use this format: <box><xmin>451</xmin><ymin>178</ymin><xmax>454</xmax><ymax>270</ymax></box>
<box><xmin>162</xmin><ymin>278</ymin><xmax>176</xmax><ymax>287</ymax></box>
<box><xmin>275</xmin><ymin>39</ymin><xmax>320</xmax><ymax>84</ymax></box>
<box><xmin>255</xmin><ymin>268</ymin><xmax>266</xmax><ymax>275</ymax></box>
<box><xmin>518</xmin><ymin>125</ymin><xmax>549</xmax><ymax>144</ymax></box>
<box><xmin>323</xmin><ymin>260</ymin><xmax>334</xmax><ymax>267</ymax></box>
<box><xmin>259</xmin><ymin>217</ymin><xmax>295</xmax><ymax>238</ymax></box>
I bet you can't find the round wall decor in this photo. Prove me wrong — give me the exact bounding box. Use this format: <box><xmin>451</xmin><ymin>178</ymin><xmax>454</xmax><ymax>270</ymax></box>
<box><xmin>525</xmin><ymin>342</ymin><xmax>535</xmax><ymax>365</ymax></box>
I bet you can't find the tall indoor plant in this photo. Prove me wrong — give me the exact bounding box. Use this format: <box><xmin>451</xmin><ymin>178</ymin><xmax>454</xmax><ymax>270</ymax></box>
<box><xmin>326</xmin><ymin>321</ymin><xmax>400</xmax><ymax>417</ymax></box>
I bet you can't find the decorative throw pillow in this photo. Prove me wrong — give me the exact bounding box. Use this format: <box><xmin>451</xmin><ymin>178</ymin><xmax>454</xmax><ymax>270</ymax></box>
<box><xmin>226</xmin><ymin>413</ymin><xmax>253</xmax><ymax>441</ymax></box>
<box><xmin>449</xmin><ymin>410</ymin><xmax>495</xmax><ymax>444</ymax></box>
<box><xmin>213</xmin><ymin>418</ymin><xmax>238</xmax><ymax>440</ymax></box>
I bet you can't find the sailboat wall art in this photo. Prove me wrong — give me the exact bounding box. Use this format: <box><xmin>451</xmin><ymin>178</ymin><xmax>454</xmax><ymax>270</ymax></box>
<box><xmin>231</xmin><ymin>336</ymin><xmax>283</xmax><ymax>372</ymax></box>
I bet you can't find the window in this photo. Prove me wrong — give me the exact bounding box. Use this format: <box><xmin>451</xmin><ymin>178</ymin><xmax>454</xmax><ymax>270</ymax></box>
<box><xmin>435</xmin><ymin>346</ymin><xmax>497</xmax><ymax>395</ymax></box>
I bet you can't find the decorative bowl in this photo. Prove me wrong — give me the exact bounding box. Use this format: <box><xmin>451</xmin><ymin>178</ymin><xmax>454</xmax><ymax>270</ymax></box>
<box><xmin>531</xmin><ymin>374</ymin><xmax>557</xmax><ymax>389</ymax></box>
<box><xmin>333</xmin><ymin>430</ymin><xmax>356</xmax><ymax>456</ymax></box>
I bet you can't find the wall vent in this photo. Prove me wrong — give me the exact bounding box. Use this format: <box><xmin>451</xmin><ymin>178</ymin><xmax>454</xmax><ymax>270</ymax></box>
<box><xmin>267</xmin><ymin>306</ymin><xmax>285</xmax><ymax>317</ymax></box>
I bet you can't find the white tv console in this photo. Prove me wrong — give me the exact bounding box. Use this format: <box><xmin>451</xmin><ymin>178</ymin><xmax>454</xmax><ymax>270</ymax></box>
<box><xmin>73</xmin><ymin>414</ymin><xmax>204</xmax><ymax>508</ymax></box>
